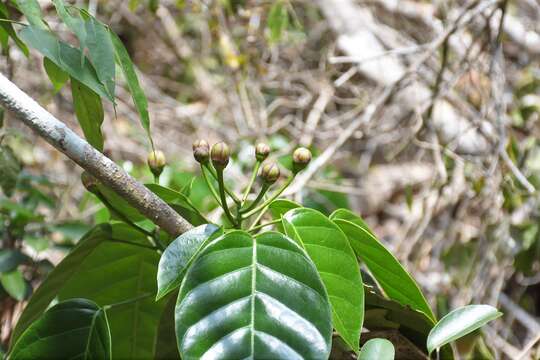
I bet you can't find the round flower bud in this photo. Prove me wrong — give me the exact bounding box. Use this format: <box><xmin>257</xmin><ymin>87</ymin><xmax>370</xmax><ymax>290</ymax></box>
<box><xmin>81</xmin><ymin>171</ymin><xmax>99</xmax><ymax>193</ymax></box>
<box><xmin>192</xmin><ymin>139</ymin><xmax>210</xmax><ymax>164</ymax></box>
<box><xmin>255</xmin><ymin>142</ymin><xmax>271</xmax><ymax>161</ymax></box>
<box><xmin>211</xmin><ymin>142</ymin><xmax>230</xmax><ymax>169</ymax></box>
<box><xmin>292</xmin><ymin>147</ymin><xmax>312</xmax><ymax>173</ymax></box>
<box><xmin>147</xmin><ymin>150</ymin><xmax>166</xmax><ymax>178</ymax></box>
<box><xmin>260</xmin><ymin>162</ymin><xmax>280</xmax><ymax>184</ymax></box>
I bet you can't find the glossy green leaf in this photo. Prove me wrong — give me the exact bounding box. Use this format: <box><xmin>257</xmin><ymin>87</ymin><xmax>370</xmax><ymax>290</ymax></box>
<box><xmin>9</xmin><ymin>299</ymin><xmax>111</xmax><ymax>360</ymax></box>
<box><xmin>175</xmin><ymin>231</ymin><xmax>333</xmax><ymax>359</ymax></box>
<box><xmin>331</xmin><ymin>209</ymin><xmax>435</xmax><ymax>321</ymax></box>
<box><xmin>283</xmin><ymin>208</ymin><xmax>364</xmax><ymax>352</ymax></box>
<box><xmin>19</xmin><ymin>26</ymin><xmax>112</xmax><ymax>101</ymax></box>
<box><xmin>0</xmin><ymin>144</ymin><xmax>21</xmax><ymax>196</ymax></box>
<box><xmin>267</xmin><ymin>0</ymin><xmax>288</xmax><ymax>43</ymax></box>
<box><xmin>269</xmin><ymin>199</ymin><xmax>300</xmax><ymax>232</ymax></box>
<box><xmin>0</xmin><ymin>269</ymin><xmax>26</xmax><ymax>301</ymax></box>
<box><xmin>71</xmin><ymin>77</ymin><xmax>104</xmax><ymax>151</ymax></box>
<box><xmin>84</xmin><ymin>17</ymin><xmax>115</xmax><ymax>98</ymax></box>
<box><xmin>11</xmin><ymin>224</ymin><xmax>112</xmax><ymax>342</ymax></box>
<box><xmin>156</xmin><ymin>224</ymin><xmax>221</xmax><ymax>300</ymax></box>
<box><xmin>0</xmin><ymin>3</ymin><xmax>29</xmax><ymax>55</ymax></box>
<box><xmin>14</xmin><ymin>0</ymin><xmax>47</xmax><ymax>29</ymax></box>
<box><xmin>0</xmin><ymin>250</ymin><xmax>29</xmax><ymax>273</ymax></box>
<box><xmin>427</xmin><ymin>305</ymin><xmax>502</xmax><ymax>354</ymax></box>
<box><xmin>146</xmin><ymin>183</ymin><xmax>208</xmax><ymax>226</ymax></box>
<box><xmin>109</xmin><ymin>31</ymin><xmax>152</xmax><ymax>143</ymax></box>
<box><xmin>359</xmin><ymin>338</ymin><xmax>395</xmax><ymax>360</ymax></box>
<box><xmin>43</xmin><ymin>58</ymin><xmax>68</xmax><ymax>92</ymax></box>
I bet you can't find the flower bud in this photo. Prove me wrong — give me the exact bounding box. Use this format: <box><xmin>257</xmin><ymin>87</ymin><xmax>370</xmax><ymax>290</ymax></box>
<box><xmin>192</xmin><ymin>139</ymin><xmax>210</xmax><ymax>164</ymax></box>
<box><xmin>81</xmin><ymin>171</ymin><xmax>99</xmax><ymax>193</ymax></box>
<box><xmin>292</xmin><ymin>147</ymin><xmax>312</xmax><ymax>173</ymax></box>
<box><xmin>211</xmin><ymin>142</ymin><xmax>230</xmax><ymax>169</ymax></box>
<box><xmin>260</xmin><ymin>162</ymin><xmax>280</xmax><ymax>184</ymax></box>
<box><xmin>255</xmin><ymin>142</ymin><xmax>270</xmax><ymax>161</ymax></box>
<box><xmin>147</xmin><ymin>150</ymin><xmax>166</xmax><ymax>178</ymax></box>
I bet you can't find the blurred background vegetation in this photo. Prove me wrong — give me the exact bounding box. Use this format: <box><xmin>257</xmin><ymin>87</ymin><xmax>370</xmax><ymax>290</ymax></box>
<box><xmin>0</xmin><ymin>0</ymin><xmax>539</xmax><ymax>358</ymax></box>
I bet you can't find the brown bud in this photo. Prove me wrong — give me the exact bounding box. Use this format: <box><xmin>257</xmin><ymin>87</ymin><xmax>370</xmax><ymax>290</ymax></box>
<box><xmin>292</xmin><ymin>147</ymin><xmax>312</xmax><ymax>173</ymax></box>
<box><xmin>211</xmin><ymin>142</ymin><xmax>230</xmax><ymax>169</ymax></box>
<box><xmin>193</xmin><ymin>139</ymin><xmax>210</xmax><ymax>164</ymax></box>
<box><xmin>147</xmin><ymin>150</ymin><xmax>166</xmax><ymax>177</ymax></box>
<box><xmin>260</xmin><ymin>162</ymin><xmax>280</xmax><ymax>184</ymax></box>
<box><xmin>81</xmin><ymin>171</ymin><xmax>99</xmax><ymax>193</ymax></box>
<box><xmin>255</xmin><ymin>142</ymin><xmax>271</xmax><ymax>161</ymax></box>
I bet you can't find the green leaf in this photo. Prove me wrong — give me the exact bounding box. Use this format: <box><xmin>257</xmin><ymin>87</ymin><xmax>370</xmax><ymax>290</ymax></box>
<box><xmin>14</xmin><ymin>0</ymin><xmax>47</xmax><ymax>29</ymax></box>
<box><xmin>43</xmin><ymin>58</ymin><xmax>68</xmax><ymax>92</ymax></box>
<box><xmin>282</xmin><ymin>208</ymin><xmax>364</xmax><ymax>352</ymax></box>
<box><xmin>84</xmin><ymin>17</ymin><xmax>115</xmax><ymax>98</ymax></box>
<box><xmin>0</xmin><ymin>3</ymin><xmax>29</xmax><ymax>55</ymax></box>
<box><xmin>9</xmin><ymin>299</ymin><xmax>111</xmax><ymax>360</ymax></box>
<box><xmin>0</xmin><ymin>144</ymin><xmax>21</xmax><ymax>197</ymax></box>
<box><xmin>71</xmin><ymin>77</ymin><xmax>104</xmax><ymax>151</ymax></box>
<box><xmin>155</xmin><ymin>294</ymin><xmax>180</xmax><ymax>360</ymax></box>
<box><xmin>109</xmin><ymin>31</ymin><xmax>152</xmax><ymax>144</ymax></box>
<box><xmin>0</xmin><ymin>269</ymin><xmax>26</xmax><ymax>301</ymax></box>
<box><xmin>331</xmin><ymin>208</ymin><xmax>435</xmax><ymax>321</ymax></box>
<box><xmin>269</xmin><ymin>198</ymin><xmax>300</xmax><ymax>219</ymax></box>
<box><xmin>146</xmin><ymin>183</ymin><xmax>208</xmax><ymax>226</ymax></box>
<box><xmin>427</xmin><ymin>305</ymin><xmax>502</xmax><ymax>354</ymax></box>
<box><xmin>156</xmin><ymin>224</ymin><xmax>221</xmax><ymax>300</ymax></box>
<box><xmin>19</xmin><ymin>26</ymin><xmax>113</xmax><ymax>101</ymax></box>
<box><xmin>57</xmin><ymin>226</ymin><xmax>166</xmax><ymax>359</ymax></box>
<box><xmin>10</xmin><ymin>224</ymin><xmax>111</xmax><ymax>342</ymax></box>
<box><xmin>52</xmin><ymin>0</ymin><xmax>86</xmax><ymax>57</ymax></box>
<box><xmin>175</xmin><ymin>231</ymin><xmax>333</xmax><ymax>359</ymax></box>
<box><xmin>0</xmin><ymin>250</ymin><xmax>30</xmax><ymax>273</ymax></box>
<box><xmin>359</xmin><ymin>338</ymin><xmax>395</xmax><ymax>360</ymax></box>
<box><xmin>267</xmin><ymin>0</ymin><xmax>288</xmax><ymax>43</ymax></box>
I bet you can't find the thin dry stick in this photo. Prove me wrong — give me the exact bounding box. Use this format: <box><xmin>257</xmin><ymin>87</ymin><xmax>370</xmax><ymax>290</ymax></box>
<box><xmin>0</xmin><ymin>73</ymin><xmax>192</xmax><ymax>237</ymax></box>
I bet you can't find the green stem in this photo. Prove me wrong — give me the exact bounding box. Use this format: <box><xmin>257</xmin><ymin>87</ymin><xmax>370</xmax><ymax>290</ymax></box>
<box><xmin>248</xmin><ymin>218</ymin><xmax>281</xmax><ymax>232</ymax></box>
<box><xmin>249</xmin><ymin>206</ymin><xmax>270</xmax><ymax>231</ymax></box>
<box><xmin>103</xmin><ymin>293</ymin><xmax>153</xmax><ymax>311</ymax></box>
<box><xmin>201</xmin><ymin>164</ymin><xmax>222</xmax><ymax>207</ymax></box>
<box><xmin>206</xmin><ymin>164</ymin><xmax>241</xmax><ymax>204</ymax></box>
<box><xmin>241</xmin><ymin>182</ymin><xmax>269</xmax><ymax>214</ymax></box>
<box><xmin>242</xmin><ymin>161</ymin><xmax>261</xmax><ymax>204</ymax></box>
<box><xmin>243</xmin><ymin>176</ymin><xmax>294</xmax><ymax>218</ymax></box>
<box><xmin>216</xmin><ymin>169</ymin><xmax>238</xmax><ymax>227</ymax></box>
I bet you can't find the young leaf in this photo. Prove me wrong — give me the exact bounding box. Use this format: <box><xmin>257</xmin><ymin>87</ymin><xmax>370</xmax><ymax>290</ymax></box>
<box><xmin>267</xmin><ymin>0</ymin><xmax>288</xmax><ymax>43</ymax></box>
<box><xmin>359</xmin><ymin>338</ymin><xmax>395</xmax><ymax>360</ymax></box>
<box><xmin>9</xmin><ymin>299</ymin><xmax>112</xmax><ymax>360</ymax></box>
<box><xmin>175</xmin><ymin>231</ymin><xmax>333</xmax><ymax>359</ymax></box>
<box><xmin>282</xmin><ymin>208</ymin><xmax>364</xmax><ymax>353</ymax></box>
<box><xmin>43</xmin><ymin>58</ymin><xmax>68</xmax><ymax>92</ymax></box>
<box><xmin>156</xmin><ymin>224</ymin><xmax>221</xmax><ymax>300</ymax></box>
<box><xmin>427</xmin><ymin>305</ymin><xmax>502</xmax><ymax>354</ymax></box>
<box><xmin>19</xmin><ymin>26</ymin><xmax>113</xmax><ymax>101</ymax></box>
<box><xmin>71</xmin><ymin>77</ymin><xmax>104</xmax><ymax>151</ymax></box>
<box><xmin>331</xmin><ymin>208</ymin><xmax>435</xmax><ymax>321</ymax></box>
<box><xmin>84</xmin><ymin>17</ymin><xmax>115</xmax><ymax>98</ymax></box>
<box><xmin>14</xmin><ymin>0</ymin><xmax>47</xmax><ymax>29</ymax></box>
<box><xmin>109</xmin><ymin>31</ymin><xmax>152</xmax><ymax>145</ymax></box>
<box><xmin>0</xmin><ymin>269</ymin><xmax>26</xmax><ymax>301</ymax></box>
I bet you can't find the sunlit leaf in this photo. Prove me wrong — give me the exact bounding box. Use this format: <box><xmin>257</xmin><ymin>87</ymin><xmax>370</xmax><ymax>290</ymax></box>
<box><xmin>358</xmin><ymin>338</ymin><xmax>395</xmax><ymax>360</ymax></box>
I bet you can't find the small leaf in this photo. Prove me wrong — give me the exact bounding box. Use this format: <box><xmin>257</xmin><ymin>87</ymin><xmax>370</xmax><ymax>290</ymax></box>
<box><xmin>9</xmin><ymin>299</ymin><xmax>112</xmax><ymax>359</ymax></box>
<box><xmin>283</xmin><ymin>208</ymin><xmax>364</xmax><ymax>353</ymax></box>
<box><xmin>175</xmin><ymin>231</ymin><xmax>333</xmax><ymax>359</ymax></box>
<box><xmin>0</xmin><ymin>144</ymin><xmax>21</xmax><ymax>196</ymax></box>
<box><xmin>71</xmin><ymin>77</ymin><xmax>104</xmax><ymax>151</ymax></box>
<box><xmin>331</xmin><ymin>209</ymin><xmax>435</xmax><ymax>321</ymax></box>
<box><xmin>19</xmin><ymin>26</ymin><xmax>112</xmax><ymax>101</ymax></box>
<box><xmin>14</xmin><ymin>0</ymin><xmax>47</xmax><ymax>29</ymax></box>
<box><xmin>427</xmin><ymin>305</ymin><xmax>502</xmax><ymax>354</ymax></box>
<box><xmin>359</xmin><ymin>338</ymin><xmax>395</xmax><ymax>360</ymax></box>
<box><xmin>109</xmin><ymin>31</ymin><xmax>152</xmax><ymax>145</ymax></box>
<box><xmin>156</xmin><ymin>224</ymin><xmax>221</xmax><ymax>300</ymax></box>
<box><xmin>43</xmin><ymin>58</ymin><xmax>68</xmax><ymax>92</ymax></box>
<box><xmin>267</xmin><ymin>0</ymin><xmax>288</xmax><ymax>43</ymax></box>
<box><xmin>0</xmin><ymin>250</ymin><xmax>30</xmax><ymax>273</ymax></box>
<box><xmin>0</xmin><ymin>270</ymin><xmax>27</xmax><ymax>300</ymax></box>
